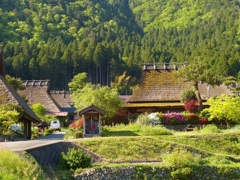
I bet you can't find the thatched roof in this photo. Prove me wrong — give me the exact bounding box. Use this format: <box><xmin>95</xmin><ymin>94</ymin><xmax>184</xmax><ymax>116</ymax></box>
<box><xmin>126</xmin><ymin>63</ymin><xmax>233</xmax><ymax>109</ymax></box>
<box><xmin>0</xmin><ymin>77</ymin><xmax>40</xmax><ymax>123</ymax></box>
<box><xmin>198</xmin><ymin>82</ymin><xmax>232</xmax><ymax>99</ymax></box>
<box><xmin>0</xmin><ymin>49</ymin><xmax>5</xmax><ymax>76</ymax></box>
<box><xmin>18</xmin><ymin>80</ymin><xmax>66</xmax><ymax>116</ymax></box>
<box><xmin>50</xmin><ymin>90</ymin><xmax>74</xmax><ymax>108</ymax></box>
<box><xmin>127</xmin><ymin>64</ymin><xmax>191</xmax><ymax>103</ymax></box>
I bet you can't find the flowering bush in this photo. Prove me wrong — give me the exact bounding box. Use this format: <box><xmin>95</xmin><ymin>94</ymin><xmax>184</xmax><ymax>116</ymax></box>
<box><xmin>9</xmin><ymin>123</ymin><xmax>22</xmax><ymax>133</ymax></box>
<box><xmin>69</xmin><ymin>118</ymin><xmax>83</xmax><ymax>130</ymax></box>
<box><xmin>162</xmin><ymin>112</ymin><xmax>186</xmax><ymax>125</ymax></box>
<box><xmin>148</xmin><ymin>112</ymin><xmax>161</xmax><ymax>125</ymax></box>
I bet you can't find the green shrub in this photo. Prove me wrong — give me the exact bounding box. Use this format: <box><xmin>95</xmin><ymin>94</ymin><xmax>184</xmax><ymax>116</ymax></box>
<box><xmin>205</xmin><ymin>156</ymin><xmax>234</xmax><ymax>165</ymax></box>
<box><xmin>200</xmin><ymin>124</ymin><xmax>222</xmax><ymax>134</ymax></box>
<box><xmin>63</xmin><ymin>129</ymin><xmax>75</xmax><ymax>139</ymax></box>
<box><xmin>163</xmin><ymin>148</ymin><xmax>201</xmax><ymax>168</ymax></box>
<box><xmin>59</xmin><ymin>148</ymin><xmax>91</xmax><ymax>170</ymax></box>
<box><xmin>73</xmin><ymin>131</ymin><xmax>83</xmax><ymax>138</ymax></box>
<box><xmin>31</xmin><ymin>127</ymin><xmax>40</xmax><ymax>139</ymax></box>
<box><xmin>136</xmin><ymin>112</ymin><xmax>152</xmax><ymax>126</ymax></box>
<box><xmin>140</xmin><ymin>125</ymin><xmax>173</xmax><ymax>136</ymax></box>
<box><xmin>171</xmin><ymin>167</ymin><xmax>193</xmax><ymax>180</ymax></box>
<box><xmin>43</xmin><ymin>128</ymin><xmax>52</xmax><ymax>136</ymax></box>
<box><xmin>0</xmin><ymin>150</ymin><xmax>47</xmax><ymax>180</ymax></box>
<box><xmin>180</xmin><ymin>89</ymin><xmax>197</xmax><ymax>102</ymax></box>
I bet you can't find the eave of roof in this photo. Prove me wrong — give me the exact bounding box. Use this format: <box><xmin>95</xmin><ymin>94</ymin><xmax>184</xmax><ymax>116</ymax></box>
<box><xmin>79</xmin><ymin>104</ymin><xmax>106</xmax><ymax>116</ymax></box>
<box><xmin>125</xmin><ymin>102</ymin><xmax>209</xmax><ymax>108</ymax></box>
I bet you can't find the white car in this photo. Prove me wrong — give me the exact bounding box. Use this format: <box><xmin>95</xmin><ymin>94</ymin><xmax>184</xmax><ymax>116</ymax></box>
<box><xmin>49</xmin><ymin>120</ymin><xmax>61</xmax><ymax>131</ymax></box>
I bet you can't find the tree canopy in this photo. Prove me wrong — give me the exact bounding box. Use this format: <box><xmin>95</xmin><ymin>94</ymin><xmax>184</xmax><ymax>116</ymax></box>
<box><xmin>1</xmin><ymin>0</ymin><xmax>240</xmax><ymax>91</ymax></box>
<box><xmin>174</xmin><ymin>61</ymin><xmax>222</xmax><ymax>110</ymax></box>
<box><xmin>71</xmin><ymin>81</ymin><xmax>123</xmax><ymax>124</ymax></box>
<box><xmin>0</xmin><ymin>103</ymin><xmax>23</xmax><ymax>138</ymax></box>
<box><xmin>5</xmin><ymin>74</ymin><xmax>26</xmax><ymax>91</ymax></box>
<box><xmin>206</xmin><ymin>94</ymin><xmax>240</xmax><ymax>127</ymax></box>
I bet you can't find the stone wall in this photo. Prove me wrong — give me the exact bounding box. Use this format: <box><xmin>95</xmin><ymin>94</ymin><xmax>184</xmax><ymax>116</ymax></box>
<box><xmin>15</xmin><ymin>141</ymin><xmax>102</xmax><ymax>167</ymax></box>
<box><xmin>74</xmin><ymin>166</ymin><xmax>240</xmax><ymax>180</ymax></box>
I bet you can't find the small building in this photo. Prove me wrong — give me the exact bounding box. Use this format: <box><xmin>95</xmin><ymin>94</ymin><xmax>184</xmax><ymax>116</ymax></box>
<box><xmin>0</xmin><ymin>48</ymin><xmax>41</xmax><ymax>139</ymax></box>
<box><xmin>79</xmin><ymin>105</ymin><xmax>105</xmax><ymax>137</ymax></box>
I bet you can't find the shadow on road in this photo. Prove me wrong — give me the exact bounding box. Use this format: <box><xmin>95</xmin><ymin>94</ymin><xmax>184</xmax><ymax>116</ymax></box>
<box><xmin>36</xmin><ymin>131</ymin><xmax>66</xmax><ymax>141</ymax></box>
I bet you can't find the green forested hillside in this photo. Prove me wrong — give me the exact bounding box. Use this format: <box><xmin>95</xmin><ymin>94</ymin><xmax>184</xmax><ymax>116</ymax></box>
<box><xmin>0</xmin><ymin>0</ymin><xmax>240</xmax><ymax>90</ymax></box>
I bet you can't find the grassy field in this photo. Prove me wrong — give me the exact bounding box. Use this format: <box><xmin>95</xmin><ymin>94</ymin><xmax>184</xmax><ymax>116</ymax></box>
<box><xmin>1</xmin><ymin>124</ymin><xmax>240</xmax><ymax>179</ymax></box>
<box><xmin>76</xmin><ymin>124</ymin><xmax>240</xmax><ymax>164</ymax></box>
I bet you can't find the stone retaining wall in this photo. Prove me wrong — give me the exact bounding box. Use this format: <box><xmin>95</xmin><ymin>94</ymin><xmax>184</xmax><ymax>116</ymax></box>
<box><xmin>15</xmin><ymin>141</ymin><xmax>102</xmax><ymax>167</ymax></box>
<box><xmin>74</xmin><ymin>166</ymin><xmax>240</xmax><ymax>180</ymax></box>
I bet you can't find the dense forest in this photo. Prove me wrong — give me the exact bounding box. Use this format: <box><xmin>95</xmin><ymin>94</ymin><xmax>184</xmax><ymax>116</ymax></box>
<box><xmin>1</xmin><ymin>0</ymin><xmax>240</xmax><ymax>91</ymax></box>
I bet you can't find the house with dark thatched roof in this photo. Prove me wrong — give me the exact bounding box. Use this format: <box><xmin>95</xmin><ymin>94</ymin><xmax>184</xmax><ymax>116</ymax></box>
<box><xmin>125</xmin><ymin>63</ymin><xmax>233</xmax><ymax>114</ymax></box>
<box><xmin>0</xmin><ymin>48</ymin><xmax>40</xmax><ymax>139</ymax></box>
<box><xmin>18</xmin><ymin>82</ymin><xmax>78</xmax><ymax>125</ymax></box>
<box><xmin>17</xmin><ymin>81</ymin><xmax>68</xmax><ymax>120</ymax></box>
<box><xmin>50</xmin><ymin>90</ymin><xmax>77</xmax><ymax>124</ymax></box>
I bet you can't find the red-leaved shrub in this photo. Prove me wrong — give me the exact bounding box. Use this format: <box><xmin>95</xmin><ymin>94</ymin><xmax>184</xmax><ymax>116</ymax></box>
<box><xmin>199</xmin><ymin>117</ymin><xmax>208</xmax><ymax>125</ymax></box>
<box><xmin>69</xmin><ymin>118</ymin><xmax>83</xmax><ymax>130</ymax></box>
<box><xmin>185</xmin><ymin>113</ymin><xmax>199</xmax><ymax>124</ymax></box>
<box><xmin>184</xmin><ymin>99</ymin><xmax>199</xmax><ymax>113</ymax></box>
<box><xmin>109</xmin><ymin>109</ymin><xmax>128</xmax><ymax>125</ymax></box>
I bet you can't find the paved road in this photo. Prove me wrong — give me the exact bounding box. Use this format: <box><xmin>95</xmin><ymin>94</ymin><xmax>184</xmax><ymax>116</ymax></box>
<box><xmin>0</xmin><ymin>131</ymin><xmax>66</xmax><ymax>150</ymax></box>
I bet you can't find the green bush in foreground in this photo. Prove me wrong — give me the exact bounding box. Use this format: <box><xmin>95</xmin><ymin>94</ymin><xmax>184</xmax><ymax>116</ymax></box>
<box><xmin>200</xmin><ymin>124</ymin><xmax>222</xmax><ymax>134</ymax></box>
<box><xmin>63</xmin><ymin>129</ymin><xmax>75</xmax><ymax>139</ymax></box>
<box><xmin>171</xmin><ymin>167</ymin><xmax>193</xmax><ymax>180</ymax></box>
<box><xmin>43</xmin><ymin>128</ymin><xmax>53</xmax><ymax>136</ymax></box>
<box><xmin>0</xmin><ymin>150</ymin><xmax>47</xmax><ymax>180</ymax></box>
<box><xmin>163</xmin><ymin>148</ymin><xmax>202</xmax><ymax>168</ymax></box>
<box><xmin>140</xmin><ymin>125</ymin><xmax>173</xmax><ymax>136</ymax></box>
<box><xmin>59</xmin><ymin>148</ymin><xmax>91</xmax><ymax>170</ymax></box>
<box><xmin>73</xmin><ymin>131</ymin><xmax>83</xmax><ymax>139</ymax></box>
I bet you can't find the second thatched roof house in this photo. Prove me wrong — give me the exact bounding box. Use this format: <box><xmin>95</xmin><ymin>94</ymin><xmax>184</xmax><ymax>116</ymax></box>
<box><xmin>125</xmin><ymin>63</ymin><xmax>232</xmax><ymax>113</ymax></box>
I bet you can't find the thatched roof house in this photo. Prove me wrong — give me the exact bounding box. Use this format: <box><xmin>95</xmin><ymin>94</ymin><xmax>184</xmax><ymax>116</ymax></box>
<box><xmin>50</xmin><ymin>90</ymin><xmax>77</xmax><ymax>124</ymax></box>
<box><xmin>125</xmin><ymin>63</ymin><xmax>232</xmax><ymax>113</ymax></box>
<box><xmin>17</xmin><ymin>81</ymin><xmax>70</xmax><ymax>119</ymax></box>
<box><xmin>0</xmin><ymin>48</ymin><xmax>40</xmax><ymax>139</ymax></box>
<box><xmin>18</xmin><ymin>83</ymin><xmax>78</xmax><ymax>124</ymax></box>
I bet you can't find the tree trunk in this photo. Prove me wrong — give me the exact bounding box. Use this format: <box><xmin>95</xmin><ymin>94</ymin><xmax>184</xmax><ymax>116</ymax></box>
<box><xmin>194</xmin><ymin>82</ymin><xmax>203</xmax><ymax>112</ymax></box>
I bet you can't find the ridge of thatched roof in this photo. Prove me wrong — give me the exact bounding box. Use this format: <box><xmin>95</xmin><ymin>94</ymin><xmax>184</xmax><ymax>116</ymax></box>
<box><xmin>22</xmin><ymin>80</ymin><xmax>50</xmax><ymax>86</ymax></box>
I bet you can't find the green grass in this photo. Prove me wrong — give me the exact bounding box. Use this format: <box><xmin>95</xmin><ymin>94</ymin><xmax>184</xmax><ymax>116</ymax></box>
<box><xmin>101</xmin><ymin>123</ymin><xmax>173</xmax><ymax>136</ymax></box>
<box><xmin>78</xmin><ymin>136</ymin><xmax>177</xmax><ymax>162</ymax></box>
<box><xmin>0</xmin><ymin>150</ymin><xmax>48</xmax><ymax>180</ymax></box>
<box><xmin>75</xmin><ymin>123</ymin><xmax>240</xmax><ymax>165</ymax></box>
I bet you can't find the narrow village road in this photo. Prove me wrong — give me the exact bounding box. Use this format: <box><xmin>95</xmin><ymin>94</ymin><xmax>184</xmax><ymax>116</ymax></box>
<box><xmin>0</xmin><ymin>131</ymin><xmax>66</xmax><ymax>150</ymax></box>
